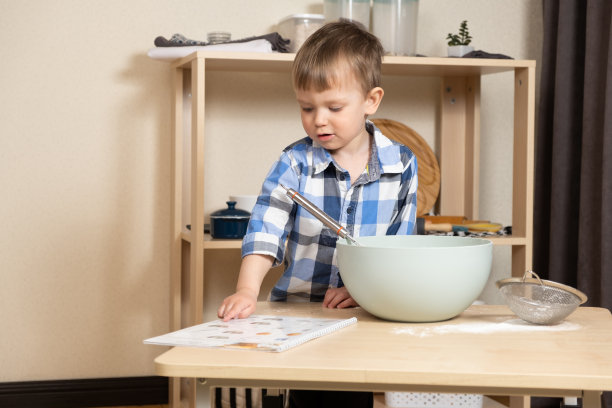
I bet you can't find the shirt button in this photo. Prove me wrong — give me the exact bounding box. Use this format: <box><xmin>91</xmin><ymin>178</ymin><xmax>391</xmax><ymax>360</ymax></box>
<box><xmin>339</xmin><ymin>174</ymin><xmax>345</xmax><ymax>181</ymax></box>
<box><xmin>347</xmin><ymin>206</ymin><xmax>353</xmax><ymax>214</ymax></box>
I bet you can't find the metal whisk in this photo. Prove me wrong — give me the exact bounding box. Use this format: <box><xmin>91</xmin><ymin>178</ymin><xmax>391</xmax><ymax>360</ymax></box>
<box><xmin>279</xmin><ymin>184</ymin><xmax>361</xmax><ymax>246</ymax></box>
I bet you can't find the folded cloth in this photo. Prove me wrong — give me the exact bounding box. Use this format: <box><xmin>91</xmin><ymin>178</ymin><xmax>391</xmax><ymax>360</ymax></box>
<box><xmin>147</xmin><ymin>39</ymin><xmax>275</xmax><ymax>60</ymax></box>
<box><xmin>154</xmin><ymin>32</ymin><xmax>290</xmax><ymax>53</ymax></box>
<box><xmin>155</xmin><ymin>33</ymin><xmax>207</xmax><ymax>46</ymax></box>
<box><xmin>462</xmin><ymin>50</ymin><xmax>513</xmax><ymax>59</ymax></box>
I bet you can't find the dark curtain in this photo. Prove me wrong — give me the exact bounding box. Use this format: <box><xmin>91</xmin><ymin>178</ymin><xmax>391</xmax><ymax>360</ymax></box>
<box><xmin>533</xmin><ymin>1</ymin><xmax>611</xmax><ymax>408</ymax></box>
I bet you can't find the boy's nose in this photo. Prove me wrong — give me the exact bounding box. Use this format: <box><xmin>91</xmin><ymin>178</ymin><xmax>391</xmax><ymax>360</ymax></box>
<box><xmin>314</xmin><ymin>109</ymin><xmax>327</xmax><ymax>126</ymax></box>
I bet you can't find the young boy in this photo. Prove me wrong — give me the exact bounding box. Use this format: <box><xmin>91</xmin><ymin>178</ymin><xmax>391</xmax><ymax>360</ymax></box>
<box><xmin>218</xmin><ymin>20</ymin><xmax>417</xmax><ymax>406</ymax></box>
<box><xmin>218</xmin><ymin>20</ymin><xmax>417</xmax><ymax>320</ymax></box>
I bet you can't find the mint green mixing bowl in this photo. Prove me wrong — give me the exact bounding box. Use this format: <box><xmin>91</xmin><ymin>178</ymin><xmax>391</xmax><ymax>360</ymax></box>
<box><xmin>336</xmin><ymin>235</ymin><xmax>493</xmax><ymax>322</ymax></box>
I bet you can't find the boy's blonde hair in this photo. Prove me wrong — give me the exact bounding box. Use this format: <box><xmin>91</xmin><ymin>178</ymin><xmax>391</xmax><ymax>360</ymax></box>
<box><xmin>292</xmin><ymin>20</ymin><xmax>384</xmax><ymax>95</ymax></box>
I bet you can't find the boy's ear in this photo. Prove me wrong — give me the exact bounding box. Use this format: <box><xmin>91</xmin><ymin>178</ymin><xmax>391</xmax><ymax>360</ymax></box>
<box><xmin>365</xmin><ymin>87</ymin><xmax>384</xmax><ymax>115</ymax></box>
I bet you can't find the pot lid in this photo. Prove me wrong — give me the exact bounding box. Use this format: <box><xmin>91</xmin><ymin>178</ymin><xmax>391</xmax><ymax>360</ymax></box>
<box><xmin>211</xmin><ymin>201</ymin><xmax>251</xmax><ymax>218</ymax></box>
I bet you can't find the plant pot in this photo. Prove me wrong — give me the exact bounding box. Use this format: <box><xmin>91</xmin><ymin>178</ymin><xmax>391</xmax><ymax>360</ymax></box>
<box><xmin>447</xmin><ymin>45</ymin><xmax>474</xmax><ymax>57</ymax></box>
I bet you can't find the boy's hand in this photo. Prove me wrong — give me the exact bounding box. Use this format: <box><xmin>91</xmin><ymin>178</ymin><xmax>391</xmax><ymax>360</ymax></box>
<box><xmin>217</xmin><ymin>254</ymin><xmax>273</xmax><ymax>321</ymax></box>
<box><xmin>217</xmin><ymin>289</ymin><xmax>257</xmax><ymax>321</ymax></box>
<box><xmin>323</xmin><ymin>287</ymin><xmax>359</xmax><ymax>309</ymax></box>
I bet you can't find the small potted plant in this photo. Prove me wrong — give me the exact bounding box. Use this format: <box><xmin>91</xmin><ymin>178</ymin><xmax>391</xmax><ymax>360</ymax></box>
<box><xmin>446</xmin><ymin>20</ymin><xmax>474</xmax><ymax>57</ymax></box>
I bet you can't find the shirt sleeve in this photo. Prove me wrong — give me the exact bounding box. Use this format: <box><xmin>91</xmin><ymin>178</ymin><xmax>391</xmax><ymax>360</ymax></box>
<box><xmin>387</xmin><ymin>147</ymin><xmax>418</xmax><ymax>236</ymax></box>
<box><xmin>241</xmin><ymin>150</ymin><xmax>300</xmax><ymax>266</ymax></box>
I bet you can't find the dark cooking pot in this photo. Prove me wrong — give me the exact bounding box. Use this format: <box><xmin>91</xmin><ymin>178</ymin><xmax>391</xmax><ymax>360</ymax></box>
<box><xmin>210</xmin><ymin>201</ymin><xmax>250</xmax><ymax>239</ymax></box>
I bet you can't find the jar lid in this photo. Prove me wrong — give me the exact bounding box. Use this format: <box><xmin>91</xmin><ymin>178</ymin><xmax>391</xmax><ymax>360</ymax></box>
<box><xmin>210</xmin><ymin>201</ymin><xmax>251</xmax><ymax>219</ymax></box>
<box><xmin>278</xmin><ymin>14</ymin><xmax>325</xmax><ymax>24</ymax></box>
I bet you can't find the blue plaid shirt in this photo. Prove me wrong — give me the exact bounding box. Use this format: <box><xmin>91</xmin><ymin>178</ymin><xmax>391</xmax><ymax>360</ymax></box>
<box><xmin>242</xmin><ymin>121</ymin><xmax>418</xmax><ymax>302</ymax></box>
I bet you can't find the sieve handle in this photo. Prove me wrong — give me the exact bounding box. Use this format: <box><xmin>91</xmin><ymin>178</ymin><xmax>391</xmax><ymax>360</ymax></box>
<box><xmin>522</xmin><ymin>270</ymin><xmax>544</xmax><ymax>285</ymax></box>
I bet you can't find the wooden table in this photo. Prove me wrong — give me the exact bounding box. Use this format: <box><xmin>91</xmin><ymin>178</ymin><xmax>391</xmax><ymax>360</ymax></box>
<box><xmin>154</xmin><ymin>302</ymin><xmax>612</xmax><ymax>408</ymax></box>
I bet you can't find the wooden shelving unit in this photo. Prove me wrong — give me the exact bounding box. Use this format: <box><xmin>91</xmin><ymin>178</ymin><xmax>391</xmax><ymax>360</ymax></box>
<box><xmin>166</xmin><ymin>51</ymin><xmax>536</xmax><ymax>408</ymax></box>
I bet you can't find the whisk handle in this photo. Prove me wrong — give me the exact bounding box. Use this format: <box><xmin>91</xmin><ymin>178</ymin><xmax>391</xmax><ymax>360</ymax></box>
<box><xmin>279</xmin><ymin>184</ymin><xmax>358</xmax><ymax>245</ymax></box>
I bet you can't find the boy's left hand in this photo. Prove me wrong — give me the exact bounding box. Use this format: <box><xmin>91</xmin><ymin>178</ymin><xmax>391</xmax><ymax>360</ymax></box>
<box><xmin>323</xmin><ymin>287</ymin><xmax>359</xmax><ymax>309</ymax></box>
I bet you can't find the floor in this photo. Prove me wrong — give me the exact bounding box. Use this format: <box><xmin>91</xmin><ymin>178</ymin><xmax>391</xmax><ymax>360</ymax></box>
<box><xmin>95</xmin><ymin>406</ymin><xmax>167</xmax><ymax>408</ymax></box>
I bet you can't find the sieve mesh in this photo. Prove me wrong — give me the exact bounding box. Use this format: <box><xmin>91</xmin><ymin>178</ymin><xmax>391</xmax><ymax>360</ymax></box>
<box><xmin>497</xmin><ymin>271</ymin><xmax>587</xmax><ymax>325</ymax></box>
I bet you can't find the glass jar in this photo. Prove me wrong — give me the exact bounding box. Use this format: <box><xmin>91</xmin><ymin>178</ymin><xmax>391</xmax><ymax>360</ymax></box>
<box><xmin>277</xmin><ymin>14</ymin><xmax>325</xmax><ymax>52</ymax></box>
<box><xmin>324</xmin><ymin>0</ymin><xmax>371</xmax><ymax>30</ymax></box>
<box><xmin>372</xmin><ymin>0</ymin><xmax>419</xmax><ymax>55</ymax></box>
<box><xmin>207</xmin><ymin>31</ymin><xmax>231</xmax><ymax>44</ymax></box>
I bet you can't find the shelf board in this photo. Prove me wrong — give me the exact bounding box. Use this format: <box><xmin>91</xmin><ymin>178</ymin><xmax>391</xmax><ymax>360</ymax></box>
<box><xmin>486</xmin><ymin>235</ymin><xmax>527</xmax><ymax>246</ymax></box>
<box><xmin>382</xmin><ymin>55</ymin><xmax>534</xmax><ymax>77</ymax></box>
<box><xmin>171</xmin><ymin>51</ymin><xmax>535</xmax><ymax>77</ymax></box>
<box><xmin>181</xmin><ymin>230</ymin><xmax>526</xmax><ymax>249</ymax></box>
<box><xmin>181</xmin><ymin>231</ymin><xmax>243</xmax><ymax>249</ymax></box>
<box><xmin>172</xmin><ymin>51</ymin><xmax>293</xmax><ymax>72</ymax></box>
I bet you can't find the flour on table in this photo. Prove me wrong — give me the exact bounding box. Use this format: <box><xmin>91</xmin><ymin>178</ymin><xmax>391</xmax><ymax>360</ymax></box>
<box><xmin>392</xmin><ymin>318</ymin><xmax>581</xmax><ymax>337</ymax></box>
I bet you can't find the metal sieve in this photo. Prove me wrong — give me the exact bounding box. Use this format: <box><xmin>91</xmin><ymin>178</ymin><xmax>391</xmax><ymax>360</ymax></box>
<box><xmin>496</xmin><ymin>270</ymin><xmax>587</xmax><ymax>325</ymax></box>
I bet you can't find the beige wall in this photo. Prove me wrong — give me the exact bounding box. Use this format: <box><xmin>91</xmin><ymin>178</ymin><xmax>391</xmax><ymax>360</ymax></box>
<box><xmin>0</xmin><ymin>0</ymin><xmax>541</xmax><ymax>381</ymax></box>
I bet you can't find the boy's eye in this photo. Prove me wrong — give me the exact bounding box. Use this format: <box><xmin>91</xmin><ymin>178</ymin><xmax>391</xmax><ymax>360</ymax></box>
<box><xmin>301</xmin><ymin>107</ymin><xmax>313</xmax><ymax>113</ymax></box>
<box><xmin>329</xmin><ymin>106</ymin><xmax>343</xmax><ymax>112</ymax></box>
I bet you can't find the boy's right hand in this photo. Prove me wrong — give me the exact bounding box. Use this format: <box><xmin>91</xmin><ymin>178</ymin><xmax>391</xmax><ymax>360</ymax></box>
<box><xmin>218</xmin><ymin>253</ymin><xmax>273</xmax><ymax>321</ymax></box>
<box><xmin>217</xmin><ymin>289</ymin><xmax>258</xmax><ymax>321</ymax></box>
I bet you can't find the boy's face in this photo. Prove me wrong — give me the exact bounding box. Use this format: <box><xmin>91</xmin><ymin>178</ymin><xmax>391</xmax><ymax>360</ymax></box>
<box><xmin>295</xmin><ymin>68</ymin><xmax>382</xmax><ymax>155</ymax></box>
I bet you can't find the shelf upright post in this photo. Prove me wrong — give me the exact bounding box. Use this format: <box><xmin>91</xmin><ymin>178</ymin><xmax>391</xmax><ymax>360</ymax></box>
<box><xmin>510</xmin><ymin>64</ymin><xmax>536</xmax><ymax>278</ymax></box>
<box><xmin>465</xmin><ymin>75</ymin><xmax>481</xmax><ymax>219</ymax></box>
<box><xmin>169</xmin><ymin>64</ymin><xmax>184</xmax><ymax>408</ymax></box>
<box><xmin>439</xmin><ymin>75</ymin><xmax>481</xmax><ymax>219</ymax></box>
<box><xmin>177</xmin><ymin>55</ymin><xmax>206</xmax><ymax>408</ymax></box>
<box><xmin>190</xmin><ymin>56</ymin><xmax>205</xmax><ymax>327</ymax></box>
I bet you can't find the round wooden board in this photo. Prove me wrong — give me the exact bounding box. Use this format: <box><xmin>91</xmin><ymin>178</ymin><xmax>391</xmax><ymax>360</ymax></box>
<box><xmin>372</xmin><ymin>118</ymin><xmax>440</xmax><ymax>216</ymax></box>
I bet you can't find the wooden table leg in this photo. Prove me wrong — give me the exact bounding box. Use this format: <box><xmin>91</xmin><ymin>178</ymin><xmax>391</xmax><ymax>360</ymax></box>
<box><xmin>509</xmin><ymin>395</ymin><xmax>530</xmax><ymax>408</ymax></box>
<box><xmin>582</xmin><ymin>391</ymin><xmax>602</xmax><ymax>408</ymax></box>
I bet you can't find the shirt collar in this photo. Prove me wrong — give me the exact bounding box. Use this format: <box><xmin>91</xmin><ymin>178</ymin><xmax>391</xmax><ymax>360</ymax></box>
<box><xmin>312</xmin><ymin>140</ymin><xmax>332</xmax><ymax>175</ymax></box>
<box><xmin>311</xmin><ymin>120</ymin><xmax>405</xmax><ymax>178</ymax></box>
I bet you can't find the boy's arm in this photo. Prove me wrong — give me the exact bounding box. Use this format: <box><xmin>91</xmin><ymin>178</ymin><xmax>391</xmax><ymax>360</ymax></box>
<box><xmin>217</xmin><ymin>254</ymin><xmax>274</xmax><ymax>321</ymax></box>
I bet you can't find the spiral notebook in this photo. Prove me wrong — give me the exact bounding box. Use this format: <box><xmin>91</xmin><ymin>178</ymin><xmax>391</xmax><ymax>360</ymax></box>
<box><xmin>144</xmin><ymin>315</ymin><xmax>357</xmax><ymax>352</ymax></box>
